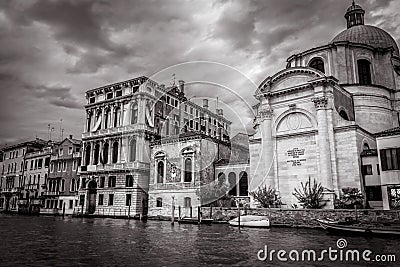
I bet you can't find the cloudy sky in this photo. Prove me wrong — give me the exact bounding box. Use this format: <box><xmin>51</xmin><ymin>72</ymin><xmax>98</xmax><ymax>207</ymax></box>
<box><xmin>0</xmin><ymin>0</ymin><xmax>399</xmax><ymax>145</ymax></box>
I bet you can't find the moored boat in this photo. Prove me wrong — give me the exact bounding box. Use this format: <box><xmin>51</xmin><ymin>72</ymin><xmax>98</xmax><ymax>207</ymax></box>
<box><xmin>316</xmin><ymin>218</ymin><xmax>400</xmax><ymax>237</ymax></box>
<box><xmin>228</xmin><ymin>215</ymin><xmax>270</xmax><ymax>228</ymax></box>
<box><xmin>178</xmin><ymin>217</ymin><xmax>213</xmax><ymax>225</ymax></box>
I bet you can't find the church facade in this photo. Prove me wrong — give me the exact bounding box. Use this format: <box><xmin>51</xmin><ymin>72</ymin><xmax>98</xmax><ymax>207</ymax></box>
<box><xmin>250</xmin><ymin>2</ymin><xmax>400</xmax><ymax>209</ymax></box>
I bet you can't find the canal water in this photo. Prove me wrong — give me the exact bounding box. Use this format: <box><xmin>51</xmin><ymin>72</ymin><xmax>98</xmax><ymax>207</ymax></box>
<box><xmin>0</xmin><ymin>214</ymin><xmax>398</xmax><ymax>266</ymax></box>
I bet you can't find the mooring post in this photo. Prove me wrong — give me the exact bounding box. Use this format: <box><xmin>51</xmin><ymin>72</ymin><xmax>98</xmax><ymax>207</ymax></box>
<box><xmin>178</xmin><ymin>206</ymin><xmax>181</xmax><ymax>219</ymax></box>
<box><xmin>210</xmin><ymin>205</ymin><xmax>212</xmax><ymax>219</ymax></box>
<box><xmin>171</xmin><ymin>196</ymin><xmax>175</xmax><ymax>225</ymax></box>
<box><xmin>190</xmin><ymin>206</ymin><xmax>193</xmax><ymax>218</ymax></box>
<box><xmin>62</xmin><ymin>202</ymin><xmax>65</xmax><ymax>218</ymax></box>
<box><xmin>198</xmin><ymin>206</ymin><xmax>201</xmax><ymax>223</ymax></box>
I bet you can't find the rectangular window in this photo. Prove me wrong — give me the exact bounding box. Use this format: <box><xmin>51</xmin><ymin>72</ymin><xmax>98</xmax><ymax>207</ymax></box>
<box><xmin>30</xmin><ymin>161</ymin><xmax>33</xmax><ymax>170</ymax></box>
<box><xmin>89</xmin><ymin>97</ymin><xmax>95</xmax><ymax>104</ymax></box>
<box><xmin>98</xmin><ymin>194</ymin><xmax>104</xmax><ymax>205</ymax></box>
<box><xmin>106</xmin><ymin>92</ymin><xmax>113</xmax><ymax>99</ymax></box>
<box><xmin>108</xmin><ymin>176</ymin><xmax>116</xmax><ymax>187</ymax></box>
<box><xmin>115</xmin><ymin>90</ymin><xmax>122</xmax><ymax>97</ymax></box>
<box><xmin>108</xmin><ymin>194</ymin><xmax>114</xmax><ymax>206</ymax></box>
<box><xmin>79</xmin><ymin>195</ymin><xmax>85</xmax><ymax>206</ymax></box>
<box><xmin>99</xmin><ymin>176</ymin><xmax>105</xmax><ymax>188</ymax></box>
<box><xmin>38</xmin><ymin>159</ymin><xmax>43</xmax><ymax>169</ymax></box>
<box><xmin>57</xmin><ymin>162</ymin><xmax>61</xmax><ymax>172</ymax></box>
<box><xmin>50</xmin><ymin>163</ymin><xmax>54</xmax><ymax>173</ymax></box>
<box><xmin>59</xmin><ymin>148</ymin><xmax>63</xmax><ymax>156</ymax></box>
<box><xmin>63</xmin><ymin>161</ymin><xmax>67</xmax><ymax>172</ymax></box>
<box><xmin>81</xmin><ymin>178</ymin><xmax>86</xmax><ymax>189</ymax></box>
<box><xmin>156</xmin><ymin>198</ymin><xmax>162</xmax><ymax>207</ymax></box>
<box><xmin>366</xmin><ymin>186</ymin><xmax>382</xmax><ymax>201</ymax></box>
<box><xmin>45</xmin><ymin>157</ymin><xmax>50</xmax><ymax>168</ymax></box>
<box><xmin>68</xmin><ymin>147</ymin><xmax>73</xmax><ymax>154</ymax></box>
<box><xmin>361</xmin><ymin>164</ymin><xmax>373</xmax><ymax>175</ymax></box>
<box><xmin>190</xmin><ymin>107</ymin><xmax>193</xmax><ymax>114</ymax></box>
<box><xmin>69</xmin><ymin>200</ymin><xmax>73</xmax><ymax>209</ymax></box>
<box><xmin>72</xmin><ymin>160</ymin><xmax>77</xmax><ymax>171</ymax></box>
<box><xmin>380</xmin><ymin>148</ymin><xmax>400</xmax><ymax>171</ymax></box>
<box><xmin>126</xmin><ymin>194</ymin><xmax>132</xmax><ymax>206</ymax></box>
<box><xmin>388</xmin><ymin>186</ymin><xmax>400</xmax><ymax>209</ymax></box>
<box><xmin>377</xmin><ymin>164</ymin><xmax>380</xmax><ymax>175</ymax></box>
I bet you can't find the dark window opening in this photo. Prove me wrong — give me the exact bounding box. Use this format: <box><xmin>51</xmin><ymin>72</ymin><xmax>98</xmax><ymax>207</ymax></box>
<box><xmin>366</xmin><ymin>186</ymin><xmax>382</xmax><ymax>201</ymax></box>
<box><xmin>339</xmin><ymin>110</ymin><xmax>349</xmax><ymax>121</ymax></box>
<box><xmin>309</xmin><ymin>58</ymin><xmax>325</xmax><ymax>73</ymax></box>
<box><xmin>98</xmin><ymin>194</ymin><xmax>104</xmax><ymax>205</ymax></box>
<box><xmin>108</xmin><ymin>194</ymin><xmax>114</xmax><ymax>206</ymax></box>
<box><xmin>380</xmin><ymin>148</ymin><xmax>400</xmax><ymax>171</ymax></box>
<box><xmin>239</xmin><ymin>172</ymin><xmax>248</xmax><ymax>196</ymax></box>
<box><xmin>357</xmin><ymin>59</ymin><xmax>372</xmax><ymax>85</ymax></box>
<box><xmin>156</xmin><ymin>198</ymin><xmax>162</xmax><ymax>207</ymax></box>
<box><xmin>126</xmin><ymin>194</ymin><xmax>132</xmax><ymax>206</ymax></box>
<box><xmin>126</xmin><ymin>175</ymin><xmax>134</xmax><ymax>187</ymax></box>
<box><xmin>361</xmin><ymin>164</ymin><xmax>373</xmax><ymax>175</ymax></box>
<box><xmin>184</xmin><ymin>158</ymin><xmax>192</xmax><ymax>182</ymax></box>
<box><xmin>157</xmin><ymin>161</ymin><xmax>164</xmax><ymax>183</ymax></box>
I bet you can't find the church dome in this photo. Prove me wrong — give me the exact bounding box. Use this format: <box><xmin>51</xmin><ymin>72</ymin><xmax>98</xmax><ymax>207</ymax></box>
<box><xmin>332</xmin><ymin>1</ymin><xmax>399</xmax><ymax>55</ymax></box>
<box><xmin>332</xmin><ymin>25</ymin><xmax>399</xmax><ymax>55</ymax></box>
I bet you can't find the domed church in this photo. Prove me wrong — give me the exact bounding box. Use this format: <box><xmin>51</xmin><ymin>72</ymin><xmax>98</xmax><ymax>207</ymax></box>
<box><xmin>249</xmin><ymin>1</ymin><xmax>400</xmax><ymax>209</ymax></box>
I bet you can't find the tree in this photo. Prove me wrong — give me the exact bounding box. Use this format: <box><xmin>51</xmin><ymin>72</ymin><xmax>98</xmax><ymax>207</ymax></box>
<box><xmin>335</xmin><ymin>187</ymin><xmax>364</xmax><ymax>209</ymax></box>
<box><xmin>292</xmin><ymin>177</ymin><xmax>326</xmax><ymax>209</ymax></box>
<box><xmin>250</xmin><ymin>185</ymin><xmax>281</xmax><ymax>208</ymax></box>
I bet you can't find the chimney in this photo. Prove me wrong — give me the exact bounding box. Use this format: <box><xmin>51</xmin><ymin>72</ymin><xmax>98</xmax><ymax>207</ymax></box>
<box><xmin>160</xmin><ymin>84</ymin><xmax>166</xmax><ymax>90</ymax></box>
<box><xmin>217</xmin><ymin>109</ymin><xmax>223</xmax><ymax>116</ymax></box>
<box><xmin>203</xmin><ymin>99</ymin><xmax>209</xmax><ymax>109</ymax></box>
<box><xmin>178</xmin><ymin>80</ymin><xmax>185</xmax><ymax>93</ymax></box>
<box><xmin>69</xmin><ymin>135</ymin><xmax>73</xmax><ymax>139</ymax></box>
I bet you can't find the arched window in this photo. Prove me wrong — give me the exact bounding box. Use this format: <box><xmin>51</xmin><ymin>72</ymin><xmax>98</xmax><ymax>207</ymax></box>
<box><xmin>157</xmin><ymin>161</ymin><xmax>164</xmax><ymax>183</ymax></box>
<box><xmin>309</xmin><ymin>58</ymin><xmax>325</xmax><ymax>73</ymax></box>
<box><xmin>126</xmin><ymin>175</ymin><xmax>134</xmax><ymax>187</ymax></box>
<box><xmin>239</xmin><ymin>172</ymin><xmax>248</xmax><ymax>196</ymax></box>
<box><xmin>114</xmin><ymin>107</ymin><xmax>121</xmax><ymax>127</ymax></box>
<box><xmin>87</xmin><ymin>113</ymin><xmax>92</xmax><ymax>132</ymax></box>
<box><xmin>129</xmin><ymin>139</ymin><xmax>136</xmax><ymax>162</ymax></box>
<box><xmin>93</xmin><ymin>143</ymin><xmax>100</xmax><ymax>165</ymax></box>
<box><xmin>184</xmin><ymin>197</ymin><xmax>191</xmax><ymax>208</ymax></box>
<box><xmin>339</xmin><ymin>110</ymin><xmax>349</xmax><ymax>120</ymax></box>
<box><xmin>70</xmin><ymin>178</ymin><xmax>76</xmax><ymax>192</ymax></box>
<box><xmin>112</xmin><ymin>141</ymin><xmax>119</xmax><ymax>163</ymax></box>
<box><xmin>156</xmin><ymin>197</ymin><xmax>163</xmax><ymax>207</ymax></box>
<box><xmin>85</xmin><ymin>145</ymin><xmax>91</xmax><ymax>166</ymax></box>
<box><xmin>104</xmin><ymin>109</ymin><xmax>110</xmax><ymax>129</ymax></box>
<box><xmin>357</xmin><ymin>59</ymin><xmax>372</xmax><ymax>85</ymax></box>
<box><xmin>363</xmin><ymin>143</ymin><xmax>370</xmax><ymax>151</ymax></box>
<box><xmin>102</xmin><ymin>142</ymin><xmax>109</xmax><ymax>164</ymax></box>
<box><xmin>184</xmin><ymin>158</ymin><xmax>192</xmax><ymax>182</ymax></box>
<box><xmin>131</xmin><ymin>103</ymin><xmax>138</xmax><ymax>124</ymax></box>
<box><xmin>228</xmin><ymin>172</ymin><xmax>237</xmax><ymax>196</ymax></box>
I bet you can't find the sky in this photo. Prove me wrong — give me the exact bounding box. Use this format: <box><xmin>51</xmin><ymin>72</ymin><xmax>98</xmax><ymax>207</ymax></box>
<box><xmin>0</xmin><ymin>0</ymin><xmax>399</xmax><ymax>146</ymax></box>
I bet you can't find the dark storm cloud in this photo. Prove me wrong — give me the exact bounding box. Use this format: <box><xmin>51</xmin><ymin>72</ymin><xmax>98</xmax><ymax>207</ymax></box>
<box><xmin>0</xmin><ymin>0</ymin><xmax>398</xmax><ymax>144</ymax></box>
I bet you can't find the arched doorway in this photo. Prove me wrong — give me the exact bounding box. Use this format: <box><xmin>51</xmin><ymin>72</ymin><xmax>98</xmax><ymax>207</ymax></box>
<box><xmin>87</xmin><ymin>180</ymin><xmax>97</xmax><ymax>214</ymax></box>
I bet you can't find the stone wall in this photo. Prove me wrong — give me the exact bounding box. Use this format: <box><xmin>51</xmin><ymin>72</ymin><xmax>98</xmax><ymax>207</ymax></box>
<box><xmin>201</xmin><ymin>207</ymin><xmax>400</xmax><ymax>228</ymax></box>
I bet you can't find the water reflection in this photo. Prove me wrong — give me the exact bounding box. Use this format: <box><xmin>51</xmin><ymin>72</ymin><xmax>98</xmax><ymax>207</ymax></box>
<box><xmin>0</xmin><ymin>214</ymin><xmax>398</xmax><ymax>266</ymax></box>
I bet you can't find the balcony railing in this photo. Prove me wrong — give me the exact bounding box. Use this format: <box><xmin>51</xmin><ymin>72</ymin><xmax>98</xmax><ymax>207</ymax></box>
<box><xmin>82</xmin><ymin>124</ymin><xmax>154</xmax><ymax>139</ymax></box>
<box><xmin>43</xmin><ymin>191</ymin><xmax>61</xmax><ymax>196</ymax></box>
<box><xmin>79</xmin><ymin>162</ymin><xmax>150</xmax><ymax>173</ymax></box>
<box><xmin>150</xmin><ymin>182</ymin><xmax>197</xmax><ymax>190</ymax></box>
<box><xmin>73</xmin><ymin>152</ymin><xmax>81</xmax><ymax>158</ymax></box>
<box><xmin>26</xmin><ymin>184</ymin><xmax>39</xmax><ymax>190</ymax></box>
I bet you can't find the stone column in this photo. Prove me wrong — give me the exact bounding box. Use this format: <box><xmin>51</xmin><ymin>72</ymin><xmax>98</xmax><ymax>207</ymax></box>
<box><xmin>312</xmin><ymin>95</ymin><xmax>334</xmax><ymax>208</ymax></box>
<box><xmin>258</xmin><ymin>108</ymin><xmax>275</xmax><ymax>190</ymax></box>
<box><xmin>117</xmin><ymin>137</ymin><xmax>122</xmax><ymax>163</ymax></box>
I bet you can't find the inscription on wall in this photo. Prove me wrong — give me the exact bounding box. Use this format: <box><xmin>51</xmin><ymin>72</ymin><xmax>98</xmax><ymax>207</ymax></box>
<box><xmin>286</xmin><ymin>148</ymin><xmax>306</xmax><ymax>166</ymax></box>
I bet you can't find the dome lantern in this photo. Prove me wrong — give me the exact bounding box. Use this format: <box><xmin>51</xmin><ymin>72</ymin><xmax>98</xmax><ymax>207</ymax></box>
<box><xmin>345</xmin><ymin>0</ymin><xmax>365</xmax><ymax>28</ymax></box>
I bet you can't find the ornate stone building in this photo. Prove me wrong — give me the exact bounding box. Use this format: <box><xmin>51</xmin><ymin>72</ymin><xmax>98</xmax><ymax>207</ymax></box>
<box><xmin>0</xmin><ymin>139</ymin><xmax>47</xmax><ymax>212</ymax></box>
<box><xmin>78</xmin><ymin>76</ymin><xmax>231</xmax><ymax>217</ymax></box>
<box><xmin>250</xmin><ymin>2</ymin><xmax>400</xmax><ymax>209</ymax></box>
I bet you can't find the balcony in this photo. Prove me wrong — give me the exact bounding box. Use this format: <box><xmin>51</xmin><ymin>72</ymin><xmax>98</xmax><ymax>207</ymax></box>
<box><xmin>150</xmin><ymin>182</ymin><xmax>197</xmax><ymax>191</ymax></box>
<box><xmin>79</xmin><ymin>162</ymin><xmax>150</xmax><ymax>173</ymax></box>
<box><xmin>2</xmin><ymin>188</ymin><xmax>20</xmax><ymax>194</ymax></box>
<box><xmin>43</xmin><ymin>191</ymin><xmax>60</xmax><ymax>196</ymax></box>
<box><xmin>17</xmin><ymin>199</ymin><xmax>28</xmax><ymax>205</ymax></box>
<box><xmin>82</xmin><ymin>124</ymin><xmax>154</xmax><ymax>139</ymax></box>
<box><xmin>26</xmin><ymin>184</ymin><xmax>39</xmax><ymax>191</ymax></box>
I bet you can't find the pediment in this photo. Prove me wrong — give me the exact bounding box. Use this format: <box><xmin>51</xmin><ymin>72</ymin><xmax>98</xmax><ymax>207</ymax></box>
<box><xmin>256</xmin><ymin>67</ymin><xmax>323</xmax><ymax>95</ymax></box>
